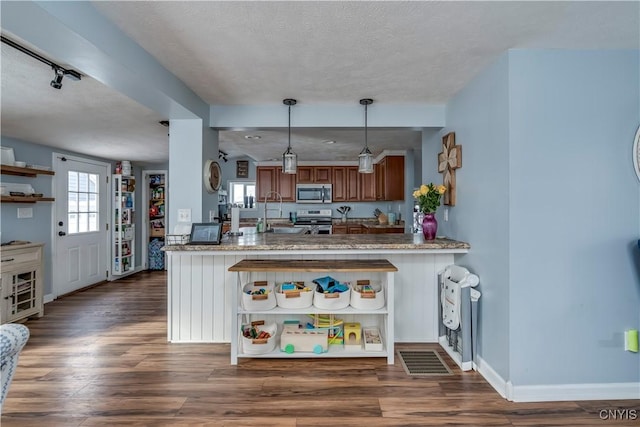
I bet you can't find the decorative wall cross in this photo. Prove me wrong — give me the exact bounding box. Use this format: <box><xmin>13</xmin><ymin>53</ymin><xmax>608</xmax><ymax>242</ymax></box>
<box><xmin>438</xmin><ymin>132</ymin><xmax>462</xmax><ymax>206</ymax></box>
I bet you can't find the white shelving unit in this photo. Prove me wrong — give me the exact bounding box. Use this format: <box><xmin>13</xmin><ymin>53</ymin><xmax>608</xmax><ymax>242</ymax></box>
<box><xmin>228</xmin><ymin>259</ymin><xmax>397</xmax><ymax>365</ymax></box>
<box><xmin>112</xmin><ymin>174</ymin><xmax>135</xmax><ymax>276</ymax></box>
<box><xmin>0</xmin><ymin>242</ymin><xmax>44</xmax><ymax>324</ymax></box>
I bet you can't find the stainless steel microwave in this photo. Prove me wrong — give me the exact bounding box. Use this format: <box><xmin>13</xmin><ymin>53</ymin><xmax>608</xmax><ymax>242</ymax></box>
<box><xmin>295</xmin><ymin>184</ymin><xmax>332</xmax><ymax>204</ymax></box>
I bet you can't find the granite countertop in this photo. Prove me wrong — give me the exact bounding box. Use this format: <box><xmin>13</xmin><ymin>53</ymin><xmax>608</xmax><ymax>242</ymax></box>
<box><xmin>229</xmin><ymin>218</ymin><xmax>405</xmax><ymax>228</ymax></box>
<box><xmin>163</xmin><ymin>233</ymin><xmax>469</xmax><ymax>252</ymax></box>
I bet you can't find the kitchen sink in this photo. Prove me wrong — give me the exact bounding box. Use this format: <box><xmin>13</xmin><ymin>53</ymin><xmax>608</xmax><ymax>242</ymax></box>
<box><xmin>267</xmin><ymin>227</ymin><xmax>306</xmax><ymax>234</ymax></box>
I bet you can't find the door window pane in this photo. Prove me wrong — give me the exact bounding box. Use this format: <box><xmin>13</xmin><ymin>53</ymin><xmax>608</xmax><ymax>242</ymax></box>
<box><xmin>67</xmin><ymin>171</ymin><xmax>99</xmax><ymax>234</ymax></box>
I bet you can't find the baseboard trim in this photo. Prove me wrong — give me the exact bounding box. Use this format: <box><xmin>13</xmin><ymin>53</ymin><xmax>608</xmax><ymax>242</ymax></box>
<box><xmin>475</xmin><ymin>355</ymin><xmax>508</xmax><ymax>399</ymax></box>
<box><xmin>438</xmin><ymin>336</ymin><xmax>473</xmax><ymax>371</ymax></box>
<box><xmin>108</xmin><ymin>266</ymin><xmax>144</xmax><ymax>281</ymax></box>
<box><xmin>475</xmin><ymin>355</ymin><xmax>640</xmax><ymax>402</ymax></box>
<box><xmin>44</xmin><ymin>293</ymin><xmax>55</xmax><ymax>304</ymax></box>
<box><xmin>509</xmin><ymin>382</ymin><xmax>640</xmax><ymax>402</ymax></box>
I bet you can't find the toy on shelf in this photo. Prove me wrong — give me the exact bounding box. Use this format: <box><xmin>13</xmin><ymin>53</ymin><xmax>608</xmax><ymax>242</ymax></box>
<box><xmin>280</xmin><ymin>321</ymin><xmax>328</xmax><ymax>354</ymax></box>
<box><xmin>344</xmin><ymin>322</ymin><xmax>362</xmax><ymax>351</ymax></box>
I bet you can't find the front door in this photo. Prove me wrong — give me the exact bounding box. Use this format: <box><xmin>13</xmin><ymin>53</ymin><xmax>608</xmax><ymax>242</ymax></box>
<box><xmin>53</xmin><ymin>154</ymin><xmax>110</xmax><ymax>297</ymax></box>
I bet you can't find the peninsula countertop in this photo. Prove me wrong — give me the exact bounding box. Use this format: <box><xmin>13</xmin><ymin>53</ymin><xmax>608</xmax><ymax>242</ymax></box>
<box><xmin>163</xmin><ymin>232</ymin><xmax>469</xmax><ymax>252</ymax></box>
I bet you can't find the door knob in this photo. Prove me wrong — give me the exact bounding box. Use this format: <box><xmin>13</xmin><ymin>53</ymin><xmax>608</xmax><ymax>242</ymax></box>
<box><xmin>58</xmin><ymin>231</ymin><xmax>66</xmax><ymax>236</ymax></box>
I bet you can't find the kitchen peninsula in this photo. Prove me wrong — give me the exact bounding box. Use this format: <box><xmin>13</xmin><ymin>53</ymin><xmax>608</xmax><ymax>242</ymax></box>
<box><xmin>164</xmin><ymin>233</ymin><xmax>470</xmax><ymax>350</ymax></box>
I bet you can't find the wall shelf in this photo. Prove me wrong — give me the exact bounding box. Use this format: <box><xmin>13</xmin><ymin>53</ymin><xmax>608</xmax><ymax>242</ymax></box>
<box><xmin>1</xmin><ymin>165</ymin><xmax>55</xmax><ymax>202</ymax></box>
<box><xmin>1</xmin><ymin>165</ymin><xmax>55</xmax><ymax>177</ymax></box>
<box><xmin>0</xmin><ymin>196</ymin><xmax>55</xmax><ymax>203</ymax></box>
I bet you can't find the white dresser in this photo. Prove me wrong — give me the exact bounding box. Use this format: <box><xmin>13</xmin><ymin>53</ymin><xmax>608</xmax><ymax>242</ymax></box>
<box><xmin>0</xmin><ymin>242</ymin><xmax>44</xmax><ymax>324</ymax></box>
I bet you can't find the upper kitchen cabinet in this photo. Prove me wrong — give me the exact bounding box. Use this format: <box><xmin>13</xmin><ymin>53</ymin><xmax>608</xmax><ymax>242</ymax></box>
<box><xmin>375</xmin><ymin>156</ymin><xmax>404</xmax><ymax>201</ymax></box>
<box><xmin>359</xmin><ymin>169</ymin><xmax>377</xmax><ymax>201</ymax></box>
<box><xmin>256</xmin><ymin>166</ymin><xmax>295</xmax><ymax>202</ymax></box>
<box><xmin>296</xmin><ymin>166</ymin><xmax>331</xmax><ymax>184</ymax></box>
<box><xmin>332</xmin><ymin>166</ymin><xmax>359</xmax><ymax>202</ymax></box>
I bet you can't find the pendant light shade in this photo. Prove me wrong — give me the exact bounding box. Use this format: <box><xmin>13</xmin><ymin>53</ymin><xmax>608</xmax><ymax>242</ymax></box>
<box><xmin>358</xmin><ymin>98</ymin><xmax>374</xmax><ymax>173</ymax></box>
<box><xmin>282</xmin><ymin>98</ymin><xmax>297</xmax><ymax>174</ymax></box>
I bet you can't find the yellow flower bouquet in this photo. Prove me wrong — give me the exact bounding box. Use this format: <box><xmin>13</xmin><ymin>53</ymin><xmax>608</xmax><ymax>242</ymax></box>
<box><xmin>413</xmin><ymin>183</ymin><xmax>446</xmax><ymax>214</ymax></box>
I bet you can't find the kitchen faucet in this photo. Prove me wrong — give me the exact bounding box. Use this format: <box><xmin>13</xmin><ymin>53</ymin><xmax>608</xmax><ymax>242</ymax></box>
<box><xmin>262</xmin><ymin>191</ymin><xmax>282</xmax><ymax>231</ymax></box>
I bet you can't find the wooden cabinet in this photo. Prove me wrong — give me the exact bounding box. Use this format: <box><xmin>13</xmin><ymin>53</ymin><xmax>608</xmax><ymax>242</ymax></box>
<box><xmin>0</xmin><ymin>243</ymin><xmax>44</xmax><ymax>324</ymax></box>
<box><xmin>297</xmin><ymin>166</ymin><xmax>331</xmax><ymax>184</ymax></box>
<box><xmin>359</xmin><ymin>170</ymin><xmax>377</xmax><ymax>201</ymax></box>
<box><xmin>228</xmin><ymin>259</ymin><xmax>396</xmax><ymax>365</ymax></box>
<box><xmin>113</xmin><ymin>175</ymin><xmax>135</xmax><ymax>276</ymax></box>
<box><xmin>332</xmin><ymin>224</ymin><xmax>364</xmax><ymax>234</ymax></box>
<box><xmin>348</xmin><ymin>225</ymin><xmax>364</xmax><ymax>234</ymax></box>
<box><xmin>278</xmin><ymin>168</ymin><xmax>296</xmax><ymax>202</ymax></box>
<box><xmin>364</xmin><ymin>226</ymin><xmax>404</xmax><ymax>234</ymax></box>
<box><xmin>1</xmin><ymin>165</ymin><xmax>55</xmax><ymax>203</ymax></box>
<box><xmin>332</xmin><ymin>166</ymin><xmax>359</xmax><ymax>202</ymax></box>
<box><xmin>375</xmin><ymin>156</ymin><xmax>404</xmax><ymax>201</ymax></box>
<box><xmin>332</xmin><ymin>224</ymin><xmax>347</xmax><ymax>234</ymax></box>
<box><xmin>257</xmin><ymin>167</ymin><xmax>296</xmax><ymax>202</ymax></box>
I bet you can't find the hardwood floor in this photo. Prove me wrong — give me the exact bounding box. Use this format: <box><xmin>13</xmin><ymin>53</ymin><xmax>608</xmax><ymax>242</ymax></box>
<box><xmin>1</xmin><ymin>271</ymin><xmax>637</xmax><ymax>426</ymax></box>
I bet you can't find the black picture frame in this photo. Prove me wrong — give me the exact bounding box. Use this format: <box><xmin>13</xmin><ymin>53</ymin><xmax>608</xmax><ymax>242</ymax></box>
<box><xmin>236</xmin><ymin>160</ymin><xmax>249</xmax><ymax>178</ymax></box>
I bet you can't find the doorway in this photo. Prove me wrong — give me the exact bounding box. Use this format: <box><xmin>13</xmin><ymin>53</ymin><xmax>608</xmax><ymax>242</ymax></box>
<box><xmin>141</xmin><ymin>169</ymin><xmax>167</xmax><ymax>270</ymax></box>
<box><xmin>52</xmin><ymin>154</ymin><xmax>110</xmax><ymax>297</ymax></box>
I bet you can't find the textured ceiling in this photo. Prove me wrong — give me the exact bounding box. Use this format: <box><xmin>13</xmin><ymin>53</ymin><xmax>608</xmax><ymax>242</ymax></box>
<box><xmin>1</xmin><ymin>1</ymin><xmax>638</xmax><ymax>163</ymax></box>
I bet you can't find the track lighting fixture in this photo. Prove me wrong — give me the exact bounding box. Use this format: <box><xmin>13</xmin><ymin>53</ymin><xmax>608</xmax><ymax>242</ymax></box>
<box><xmin>1</xmin><ymin>35</ymin><xmax>82</xmax><ymax>90</ymax></box>
<box><xmin>50</xmin><ymin>66</ymin><xmax>64</xmax><ymax>89</ymax></box>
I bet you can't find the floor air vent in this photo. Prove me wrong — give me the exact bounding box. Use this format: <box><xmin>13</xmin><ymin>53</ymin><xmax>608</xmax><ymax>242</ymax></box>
<box><xmin>398</xmin><ymin>350</ymin><xmax>453</xmax><ymax>376</ymax></box>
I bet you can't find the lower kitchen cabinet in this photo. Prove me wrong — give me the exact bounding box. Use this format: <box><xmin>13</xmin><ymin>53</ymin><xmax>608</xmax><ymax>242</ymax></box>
<box><xmin>228</xmin><ymin>259</ymin><xmax>396</xmax><ymax>364</ymax></box>
<box><xmin>0</xmin><ymin>243</ymin><xmax>44</xmax><ymax>324</ymax></box>
<box><xmin>364</xmin><ymin>226</ymin><xmax>404</xmax><ymax>234</ymax></box>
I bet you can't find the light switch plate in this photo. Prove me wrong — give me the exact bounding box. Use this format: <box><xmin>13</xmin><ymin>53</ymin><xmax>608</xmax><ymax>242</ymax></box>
<box><xmin>17</xmin><ymin>207</ymin><xmax>33</xmax><ymax>218</ymax></box>
<box><xmin>178</xmin><ymin>209</ymin><xmax>191</xmax><ymax>222</ymax></box>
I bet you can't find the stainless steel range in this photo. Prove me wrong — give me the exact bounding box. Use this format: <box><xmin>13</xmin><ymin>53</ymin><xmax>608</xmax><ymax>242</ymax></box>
<box><xmin>294</xmin><ymin>209</ymin><xmax>332</xmax><ymax>234</ymax></box>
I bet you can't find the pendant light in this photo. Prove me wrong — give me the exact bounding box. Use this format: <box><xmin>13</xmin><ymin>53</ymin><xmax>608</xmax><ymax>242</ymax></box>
<box><xmin>358</xmin><ymin>98</ymin><xmax>374</xmax><ymax>173</ymax></box>
<box><xmin>282</xmin><ymin>98</ymin><xmax>297</xmax><ymax>174</ymax></box>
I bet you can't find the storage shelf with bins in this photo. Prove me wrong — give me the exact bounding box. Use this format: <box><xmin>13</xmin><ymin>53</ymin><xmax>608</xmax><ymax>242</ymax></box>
<box><xmin>113</xmin><ymin>175</ymin><xmax>135</xmax><ymax>276</ymax></box>
<box><xmin>228</xmin><ymin>259</ymin><xmax>397</xmax><ymax>365</ymax></box>
<box><xmin>148</xmin><ymin>174</ymin><xmax>165</xmax><ymax>239</ymax></box>
<box><xmin>0</xmin><ymin>242</ymin><xmax>44</xmax><ymax>324</ymax></box>
<box><xmin>147</xmin><ymin>172</ymin><xmax>166</xmax><ymax>271</ymax></box>
<box><xmin>1</xmin><ymin>165</ymin><xmax>55</xmax><ymax>203</ymax></box>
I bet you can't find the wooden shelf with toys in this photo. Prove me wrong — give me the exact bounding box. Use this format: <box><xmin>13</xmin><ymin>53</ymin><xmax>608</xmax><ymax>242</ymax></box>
<box><xmin>228</xmin><ymin>259</ymin><xmax>396</xmax><ymax>365</ymax></box>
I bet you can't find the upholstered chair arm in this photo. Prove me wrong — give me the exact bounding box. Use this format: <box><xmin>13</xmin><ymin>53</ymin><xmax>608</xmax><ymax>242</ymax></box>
<box><xmin>1</xmin><ymin>324</ymin><xmax>30</xmax><ymax>407</ymax></box>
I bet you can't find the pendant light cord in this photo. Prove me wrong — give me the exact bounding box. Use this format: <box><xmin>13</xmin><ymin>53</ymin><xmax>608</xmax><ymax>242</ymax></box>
<box><xmin>288</xmin><ymin>103</ymin><xmax>292</xmax><ymax>150</ymax></box>
<box><xmin>364</xmin><ymin>102</ymin><xmax>369</xmax><ymax>150</ymax></box>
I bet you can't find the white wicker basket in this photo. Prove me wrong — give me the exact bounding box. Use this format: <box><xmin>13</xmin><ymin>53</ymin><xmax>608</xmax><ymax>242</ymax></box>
<box><xmin>166</xmin><ymin>234</ymin><xmax>189</xmax><ymax>245</ymax></box>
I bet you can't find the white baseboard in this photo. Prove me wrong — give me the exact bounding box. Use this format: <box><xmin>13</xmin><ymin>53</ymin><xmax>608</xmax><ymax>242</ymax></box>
<box><xmin>108</xmin><ymin>266</ymin><xmax>143</xmax><ymax>281</ymax></box>
<box><xmin>44</xmin><ymin>293</ymin><xmax>55</xmax><ymax>304</ymax></box>
<box><xmin>475</xmin><ymin>355</ymin><xmax>640</xmax><ymax>402</ymax></box>
<box><xmin>475</xmin><ymin>355</ymin><xmax>509</xmax><ymax>399</ymax></box>
<box><xmin>438</xmin><ymin>336</ymin><xmax>473</xmax><ymax>371</ymax></box>
<box><xmin>509</xmin><ymin>382</ymin><xmax>640</xmax><ymax>402</ymax></box>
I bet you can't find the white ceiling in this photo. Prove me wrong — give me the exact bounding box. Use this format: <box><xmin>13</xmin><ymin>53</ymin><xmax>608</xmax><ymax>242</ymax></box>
<box><xmin>1</xmin><ymin>1</ymin><xmax>638</xmax><ymax>163</ymax></box>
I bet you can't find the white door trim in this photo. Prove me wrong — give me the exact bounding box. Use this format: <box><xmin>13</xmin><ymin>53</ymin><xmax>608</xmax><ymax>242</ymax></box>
<box><xmin>51</xmin><ymin>153</ymin><xmax>111</xmax><ymax>299</ymax></box>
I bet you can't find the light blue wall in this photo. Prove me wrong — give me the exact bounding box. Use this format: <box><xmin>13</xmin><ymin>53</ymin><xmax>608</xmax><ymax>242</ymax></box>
<box><xmin>440</xmin><ymin>53</ymin><xmax>512</xmax><ymax>380</ymax></box>
<box><xmin>440</xmin><ymin>49</ymin><xmax>640</xmax><ymax>388</ymax></box>
<box><xmin>508</xmin><ymin>50</ymin><xmax>640</xmax><ymax>385</ymax></box>
<box><xmin>0</xmin><ymin>136</ymin><xmax>123</xmax><ymax>295</ymax></box>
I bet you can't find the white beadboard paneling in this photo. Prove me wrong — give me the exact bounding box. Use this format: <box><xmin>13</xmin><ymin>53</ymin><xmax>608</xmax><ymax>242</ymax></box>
<box><xmin>167</xmin><ymin>251</ymin><xmax>456</xmax><ymax>344</ymax></box>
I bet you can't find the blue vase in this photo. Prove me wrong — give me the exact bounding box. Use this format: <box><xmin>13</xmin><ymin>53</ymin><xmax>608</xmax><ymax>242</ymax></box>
<box><xmin>422</xmin><ymin>212</ymin><xmax>437</xmax><ymax>240</ymax></box>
